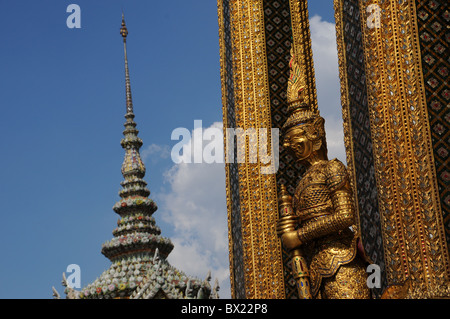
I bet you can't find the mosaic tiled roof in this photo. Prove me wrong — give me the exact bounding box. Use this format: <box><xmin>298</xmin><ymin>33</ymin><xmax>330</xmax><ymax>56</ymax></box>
<box><xmin>72</xmin><ymin>250</ymin><xmax>218</xmax><ymax>299</ymax></box>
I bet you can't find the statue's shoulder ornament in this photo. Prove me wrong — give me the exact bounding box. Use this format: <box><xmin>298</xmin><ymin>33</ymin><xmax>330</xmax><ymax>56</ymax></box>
<box><xmin>324</xmin><ymin>159</ymin><xmax>350</xmax><ymax>193</ymax></box>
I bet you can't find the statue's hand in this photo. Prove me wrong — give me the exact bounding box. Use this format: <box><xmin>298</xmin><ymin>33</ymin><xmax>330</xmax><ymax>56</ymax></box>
<box><xmin>276</xmin><ymin>215</ymin><xmax>302</xmax><ymax>250</ymax></box>
<box><xmin>276</xmin><ymin>215</ymin><xmax>298</xmax><ymax>237</ymax></box>
<box><xmin>281</xmin><ymin>230</ymin><xmax>302</xmax><ymax>251</ymax></box>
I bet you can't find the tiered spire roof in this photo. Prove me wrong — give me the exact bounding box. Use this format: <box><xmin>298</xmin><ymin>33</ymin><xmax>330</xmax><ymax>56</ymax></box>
<box><xmin>54</xmin><ymin>15</ymin><xmax>218</xmax><ymax>299</ymax></box>
<box><xmin>100</xmin><ymin>14</ymin><xmax>174</xmax><ymax>262</ymax></box>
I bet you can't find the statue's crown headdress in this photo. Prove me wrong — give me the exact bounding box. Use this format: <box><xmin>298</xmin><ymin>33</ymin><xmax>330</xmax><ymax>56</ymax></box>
<box><xmin>283</xmin><ymin>48</ymin><xmax>320</xmax><ymax>132</ymax></box>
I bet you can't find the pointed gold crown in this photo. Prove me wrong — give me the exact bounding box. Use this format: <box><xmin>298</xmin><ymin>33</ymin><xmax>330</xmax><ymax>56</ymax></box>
<box><xmin>282</xmin><ymin>48</ymin><xmax>319</xmax><ymax>132</ymax></box>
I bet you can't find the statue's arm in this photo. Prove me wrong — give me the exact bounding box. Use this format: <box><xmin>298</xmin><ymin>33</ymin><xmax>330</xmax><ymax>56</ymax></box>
<box><xmin>297</xmin><ymin>160</ymin><xmax>355</xmax><ymax>243</ymax></box>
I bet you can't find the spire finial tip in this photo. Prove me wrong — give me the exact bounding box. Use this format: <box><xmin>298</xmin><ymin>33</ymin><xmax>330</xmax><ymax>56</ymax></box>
<box><xmin>120</xmin><ymin>12</ymin><xmax>128</xmax><ymax>39</ymax></box>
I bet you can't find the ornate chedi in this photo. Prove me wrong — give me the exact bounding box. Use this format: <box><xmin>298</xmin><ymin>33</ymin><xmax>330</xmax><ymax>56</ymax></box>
<box><xmin>276</xmin><ymin>48</ymin><xmax>370</xmax><ymax>299</ymax></box>
<box><xmin>53</xmin><ymin>15</ymin><xmax>219</xmax><ymax>299</ymax></box>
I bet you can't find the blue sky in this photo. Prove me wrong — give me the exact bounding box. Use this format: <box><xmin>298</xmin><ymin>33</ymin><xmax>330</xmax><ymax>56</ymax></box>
<box><xmin>0</xmin><ymin>1</ymin><xmax>338</xmax><ymax>299</ymax></box>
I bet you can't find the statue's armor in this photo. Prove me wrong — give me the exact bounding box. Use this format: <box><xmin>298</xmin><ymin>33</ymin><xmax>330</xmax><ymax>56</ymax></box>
<box><xmin>293</xmin><ymin>159</ymin><xmax>370</xmax><ymax>298</ymax></box>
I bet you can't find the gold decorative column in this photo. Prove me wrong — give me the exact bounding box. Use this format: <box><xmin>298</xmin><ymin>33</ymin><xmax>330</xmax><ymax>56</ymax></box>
<box><xmin>217</xmin><ymin>0</ymin><xmax>319</xmax><ymax>298</ymax></box>
<box><xmin>218</xmin><ymin>0</ymin><xmax>283</xmax><ymax>299</ymax></box>
<box><xmin>334</xmin><ymin>0</ymin><xmax>450</xmax><ymax>297</ymax></box>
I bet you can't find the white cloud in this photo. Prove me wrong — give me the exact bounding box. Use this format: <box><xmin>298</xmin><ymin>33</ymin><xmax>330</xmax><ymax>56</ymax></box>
<box><xmin>141</xmin><ymin>143</ymin><xmax>171</xmax><ymax>163</ymax></box>
<box><xmin>156</xmin><ymin>121</ymin><xmax>231</xmax><ymax>298</ymax></box>
<box><xmin>310</xmin><ymin>15</ymin><xmax>347</xmax><ymax>164</ymax></box>
<box><xmin>310</xmin><ymin>15</ymin><xmax>340</xmax><ymax>114</ymax></box>
<box><xmin>323</xmin><ymin>117</ymin><xmax>347</xmax><ymax>163</ymax></box>
<box><xmin>170</xmin><ymin>120</ymin><xmax>224</xmax><ymax>165</ymax></box>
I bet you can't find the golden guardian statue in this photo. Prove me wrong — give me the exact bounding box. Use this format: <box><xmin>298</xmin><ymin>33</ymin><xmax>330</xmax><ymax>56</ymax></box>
<box><xmin>276</xmin><ymin>49</ymin><xmax>371</xmax><ymax>299</ymax></box>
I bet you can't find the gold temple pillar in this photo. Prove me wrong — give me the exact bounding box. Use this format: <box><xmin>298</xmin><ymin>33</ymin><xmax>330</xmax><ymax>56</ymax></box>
<box><xmin>334</xmin><ymin>0</ymin><xmax>450</xmax><ymax>297</ymax></box>
<box><xmin>217</xmin><ymin>0</ymin><xmax>318</xmax><ymax>298</ymax></box>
